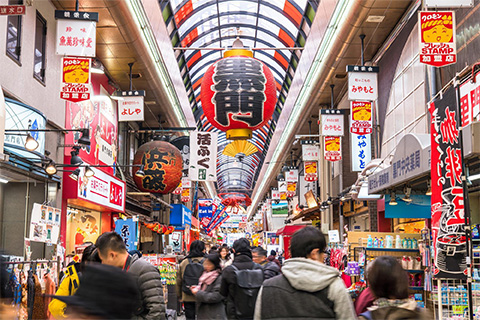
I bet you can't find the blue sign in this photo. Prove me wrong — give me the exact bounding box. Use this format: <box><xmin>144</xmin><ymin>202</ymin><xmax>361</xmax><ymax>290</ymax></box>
<box><xmin>385</xmin><ymin>194</ymin><xmax>431</xmax><ymax>219</ymax></box>
<box><xmin>114</xmin><ymin>218</ymin><xmax>137</xmax><ymax>250</ymax></box>
<box><xmin>170</xmin><ymin>204</ymin><xmax>192</xmax><ymax>227</ymax></box>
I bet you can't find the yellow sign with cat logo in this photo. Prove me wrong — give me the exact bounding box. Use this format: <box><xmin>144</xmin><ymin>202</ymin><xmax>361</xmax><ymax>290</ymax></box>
<box><xmin>419</xmin><ymin>11</ymin><xmax>456</xmax><ymax>67</ymax></box>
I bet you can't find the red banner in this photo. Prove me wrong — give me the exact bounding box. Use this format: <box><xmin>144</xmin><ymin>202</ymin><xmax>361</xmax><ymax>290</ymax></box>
<box><xmin>429</xmin><ymin>86</ymin><xmax>467</xmax><ymax>279</ymax></box>
<box><xmin>304</xmin><ymin>161</ymin><xmax>317</xmax><ymax>181</ymax></box>
<box><xmin>350</xmin><ymin>101</ymin><xmax>372</xmax><ymax>134</ymax></box>
<box><xmin>324</xmin><ymin>136</ymin><xmax>342</xmax><ymax>161</ymax></box>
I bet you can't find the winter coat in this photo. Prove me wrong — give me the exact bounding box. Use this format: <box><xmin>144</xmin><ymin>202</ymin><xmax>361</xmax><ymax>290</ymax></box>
<box><xmin>220</xmin><ymin>258</ymin><xmax>232</xmax><ymax>270</ymax></box>
<box><xmin>126</xmin><ymin>255</ymin><xmax>166</xmax><ymax>320</ymax></box>
<box><xmin>359</xmin><ymin>300</ymin><xmax>433</xmax><ymax>320</ymax></box>
<box><xmin>267</xmin><ymin>256</ymin><xmax>282</xmax><ymax>269</ymax></box>
<box><xmin>176</xmin><ymin>256</ymin><xmax>205</xmax><ymax>302</ymax></box>
<box><xmin>254</xmin><ymin>258</ymin><xmax>356</xmax><ymax>320</ymax></box>
<box><xmin>355</xmin><ymin>287</ymin><xmax>375</xmax><ymax>315</ymax></box>
<box><xmin>195</xmin><ymin>274</ymin><xmax>227</xmax><ymax>320</ymax></box>
<box><xmin>220</xmin><ymin>253</ymin><xmax>259</xmax><ymax>319</ymax></box>
<box><xmin>260</xmin><ymin>261</ymin><xmax>281</xmax><ymax>280</ymax></box>
<box><xmin>44</xmin><ymin>273</ymin><xmax>56</xmax><ymax>319</ymax></box>
<box><xmin>49</xmin><ymin>264</ymin><xmax>81</xmax><ymax>319</ymax></box>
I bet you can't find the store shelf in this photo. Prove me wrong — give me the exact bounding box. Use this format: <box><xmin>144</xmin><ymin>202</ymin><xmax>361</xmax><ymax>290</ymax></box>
<box><xmin>406</xmin><ymin>269</ymin><xmax>424</xmax><ymax>273</ymax></box>
<box><xmin>409</xmin><ymin>286</ymin><xmax>424</xmax><ymax>290</ymax></box>
<box><xmin>362</xmin><ymin>247</ymin><xmax>420</xmax><ymax>252</ymax></box>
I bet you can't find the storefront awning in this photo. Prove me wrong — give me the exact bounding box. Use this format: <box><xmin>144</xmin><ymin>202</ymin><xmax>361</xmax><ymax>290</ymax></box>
<box><xmin>276</xmin><ymin>225</ymin><xmax>306</xmax><ymax>236</ymax></box>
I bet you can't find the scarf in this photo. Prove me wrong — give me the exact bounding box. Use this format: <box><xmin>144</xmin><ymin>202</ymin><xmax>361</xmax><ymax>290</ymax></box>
<box><xmin>374</xmin><ymin>298</ymin><xmax>413</xmax><ymax>308</ymax></box>
<box><xmin>198</xmin><ymin>270</ymin><xmax>220</xmax><ymax>291</ymax></box>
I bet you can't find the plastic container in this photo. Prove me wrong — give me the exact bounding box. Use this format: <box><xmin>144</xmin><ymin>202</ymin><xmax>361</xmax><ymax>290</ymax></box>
<box><xmin>367</xmin><ymin>235</ymin><xmax>373</xmax><ymax>248</ymax></box>
<box><xmin>373</xmin><ymin>237</ymin><xmax>379</xmax><ymax>248</ymax></box>
<box><xmin>396</xmin><ymin>235</ymin><xmax>402</xmax><ymax>249</ymax></box>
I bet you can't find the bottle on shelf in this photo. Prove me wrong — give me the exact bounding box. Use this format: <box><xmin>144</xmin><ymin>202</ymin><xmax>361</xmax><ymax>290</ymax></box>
<box><xmin>367</xmin><ymin>235</ymin><xmax>373</xmax><ymax>248</ymax></box>
<box><xmin>373</xmin><ymin>237</ymin><xmax>379</xmax><ymax>248</ymax></box>
<box><xmin>396</xmin><ymin>235</ymin><xmax>402</xmax><ymax>249</ymax></box>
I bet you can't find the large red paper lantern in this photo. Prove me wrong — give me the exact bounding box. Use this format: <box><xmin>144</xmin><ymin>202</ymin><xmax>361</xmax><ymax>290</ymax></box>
<box><xmin>133</xmin><ymin>140</ymin><xmax>183</xmax><ymax>194</ymax></box>
<box><xmin>201</xmin><ymin>49</ymin><xmax>276</xmax><ymax>140</ymax></box>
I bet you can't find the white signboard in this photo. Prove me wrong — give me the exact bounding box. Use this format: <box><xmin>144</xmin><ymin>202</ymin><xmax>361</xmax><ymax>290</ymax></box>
<box><xmin>56</xmin><ymin>19</ymin><xmax>96</xmax><ymax>57</ymax></box>
<box><xmin>29</xmin><ymin>204</ymin><xmax>61</xmax><ymax>244</ymax></box>
<box><xmin>425</xmin><ymin>0</ymin><xmax>473</xmax><ymax>7</ymax></box>
<box><xmin>182</xmin><ymin>177</ymin><xmax>192</xmax><ymax>188</ymax></box>
<box><xmin>302</xmin><ymin>144</ymin><xmax>319</xmax><ymax>161</ymax></box>
<box><xmin>78</xmin><ymin>167</ymin><xmax>126</xmax><ymax>212</ymax></box>
<box><xmin>328</xmin><ymin>230</ymin><xmax>340</xmax><ymax>243</ymax></box>
<box><xmin>189</xmin><ymin>131</ymin><xmax>218</xmax><ymax>181</ymax></box>
<box><xmin>348</xmin><ymin>71</ymin><xmax>378</xmax><ymax>101</ymax></box>
<box><xmin>351</xmin><ymin>133</ymin><xmax>372</xmax><ymax>172</ymax></box>
<box><xmin>119</xmin><ymin>96</ymin><xmax>144</xmax><ymax>122</ymax></box>
<box><xmin>459</xmin><ymin>71</ymin><xmax>480</xmax><ymax>126</ymax></box>
<box><xmin>320</xmin><ymin>113</ymin><xmax>344</xmax><ymax>136</ymax></box>
<box><xmin>285</xmin><ymin>169</ymin><xmax>299</xmax><ymax>182</ymax></box>
<box><xmin>278</xmin><ymin>180</ymin><xmax>287</xmax><ymax>193</ymax></box>
<box><xmin>272</xmin><ymin>189</ymin><xmax>280</xmax><ymax>200</ymax></box>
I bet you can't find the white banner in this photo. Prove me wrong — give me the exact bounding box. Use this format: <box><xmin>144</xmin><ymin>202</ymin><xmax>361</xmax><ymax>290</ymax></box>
<box><xmin>348</xmin><ymin>71</ymin><xmax>378</xmax><ymax>101</ymax></box>
<box><xmin>182</xmin><ymin>177</ymin><xmax>192</xmax><ymax>188</ymax></box>
<box><xmin>29</xmin><ymin>204</ymin><xmax>61</xmax><ymax>244</ymax></box>
<box><xmin>302</xmin><ymin>144</ymin><xmax>319</xmax><ymax>161</ymax></box>
<box><xmin>272</xmin><ymin>189</ymin><xmax>280</xmax><ymax>200</ymax></box>
<box><xmin>119</xmin><ymin>96</ymin><xmax>144</xmax><ymax>122</ymax></box>
<box><xmin>351</xmin><ymin>133</ymin><xmax>371</xmax><ymax>172</ymax></box>
<box><xmin>321</xmin><ymin>113</ymin><xmax>344</xmax><ymax>136</ymax></box>
<box><xmin>278</xmin><ymin>180</ymin><xmax>287</xmax><ymax>193</ymax></box>
<box><xmin>189</xmin><ymin>131</ymin><xmax>218</xmax><ymax>181</ymax></box>
<box><xmin>285</xmin><ymin>169</ymin><xmax>298</xmax><ymax>182</ymax></box>
<box><xmin>56</xmin><ymin>19</ymin><xmax>96</xmax><ymax>57</ymax></box>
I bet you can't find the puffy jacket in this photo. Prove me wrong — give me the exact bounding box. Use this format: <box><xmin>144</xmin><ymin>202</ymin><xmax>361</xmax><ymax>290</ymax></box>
<box><xmin>127</xmin><ymin>255</ymin><xmax>166</xmax><ymax>320</ymax></box>
<box><xmin>176</xmin><ymin>256</ymin><xmax>205</xmax><ymax>302</ymax></box>
<box><xmin>49</xmin><ymin>264</ymin><xmax>81</xmax><ymax>319</ymax></box>
<box><xmin>359</xmin><ymin>300</ymin><xmax>433</xmax><ymax>320</ymax></box>
<box><xmin>195</xmin><ymin>274</ymin><xmax>227</xmax><ymax>320</ymax></box>
<box><xmin>260</xmin><ymin>261</ymin><xmax>281</xmax><ymax>280</ymax></box>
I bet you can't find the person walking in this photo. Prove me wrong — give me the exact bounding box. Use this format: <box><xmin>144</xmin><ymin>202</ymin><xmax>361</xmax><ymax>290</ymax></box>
<box><xmin>251</xmin><ymin>247</ymin><xmax>280</xmax><ymax>280</ymax></box>
<box><xmin>221</xmin><ymin>238</ymin><xmax>263</xmax><ymax>320</ymax></box>
<box><xmin>267</xmin><ymin>250</ymin><xmax>281</xmax><ymax>269</ymax></box>
<box><xmin>358</xmin><ymin>256</ymin><xmax>432</xmax><ymax>320</ymax></box>
<box><xmin>219</xmin><ymin>246</ymin><xmax>232</xmax><ymax>270</ymax></box>
<box><xmin>95</xmin><ymin>232</ymin><xmax>166</xmax><ymax>320</ymax></box>
<box><xmin>176</xmin><ymin>240</ymin><xmax>206</xmax><ymax>320</ymax></box>
<box><xmin>190</xmin><ymin>253</ymin><xmax>227</xmax><ymax>320</ymax></box>
<box><xmin>254</xmin><ymin>227</ymin><xmax>356</xmax><ymax>320</ymax></box>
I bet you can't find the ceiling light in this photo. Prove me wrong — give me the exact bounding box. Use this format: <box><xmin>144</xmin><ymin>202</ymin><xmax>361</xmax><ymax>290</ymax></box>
<box><xmin>91</xmin><ymin>66</ymin><xmax>105</xmax><ymax>74</ymax></box>
<box><xmin>135</xmin><ymin>164</ymin><xmax>145</xmax><ymax>178</ymax></box>
<box><xmin>366</xmin><ymin>15</ymin><xmax>385</xmax><ymax>23</ymax></box>
<box><xmin>45</xmin><ymin>161</ymin><xmax>57</xmax><ymax>175</ymax></box>
<box><xmin>77</xmin><ymin>128</ymin><xmax>90</xmax><ymax>146</ymax></box>
<box><xmin>69</xmin><ymin>168</ymin><xmax>80</xmax><ymax>181</ymax></box>
<box><xmin>144</xmin><ymin>101</ymin><xmax>156</xmax><ymax>105</ymax></box>
<box><xmin>389</xmin><ymin>191</ymin><xmax>397</xmax><ymax>206</ymax></box>
<box><xmin>402</xmin><ymin>187</ymin><xmax>412</xmax><ymax>203</ymax></box>
<box><xmin>0</xmin><ymin>178</ymin><xmax>8</xmax><ymax>184</ymax></box>
<box><xmin>70</xmin><ymin>147</ymin><xmax>83</xmax><ymax>166</ymax></box>
<box><xmin>84</xmin><ymin>166</ymin><xmax>95</xmax><ymax>178</ymax></box>
<box><xmin>24</xmin><ymin>134</ymin><xmax>39</xmax><ymax>152</ymax></box>
<box><xmin>350</xmin><ymin>186</ymin><xmax>358</xmax><ymax>195</ymax></box>
<box><xmin>232</xmin><ymin>180</ymin><xmax>238</xmax><ymax>185</ymax></box>
<box><xmin>277</xmin><ymin>173</ymin><xmax>285</xmax><ymax>181</ymax></box>
<box><xmin>469</xmin><ymin>173</ymin><xmax>480</xmax><ymax>181</ymax></box>
<box><xmin>340</xmin><ymin>196</ymin><xmax>346</xmax><ymax>202</ymax></box>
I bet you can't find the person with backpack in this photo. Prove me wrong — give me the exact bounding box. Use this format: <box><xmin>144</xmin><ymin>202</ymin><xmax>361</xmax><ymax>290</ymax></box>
<box><xmin>267</xmin><ymin>250</ymin><xmax>282</xmax><ymax>269</ymax></box>
<box><xmin>251</xmin><ymin>247</ymin><xmax>281</xmax><ymax>280</ymax></box>
<box><xmin>220</xmin><ymin>238</ymin><xmax>264</xmax><ymax>320</ymax></box>
<box><xmin>358</xmin><ymin>256</ymin><xmax>432</xmax><ymax>320</ymax></box>
<box><xmin>190</xmin><ymin>253</ymin><xmax>227</xmax><ymax>320</ymax></box>
<box><xmin>176</xmin><ymin>240</ymin><xmax>206</xmax><ymax>320</ymax></box>
<box><xmin>254</xmin><ymin>227</ymin><xmax>355</xmax><ymax>320</ymax></box>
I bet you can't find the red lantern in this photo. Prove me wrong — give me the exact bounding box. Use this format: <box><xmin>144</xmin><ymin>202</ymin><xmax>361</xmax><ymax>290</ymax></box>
<box><xmin>201</xmin><ymin>49</ymin><xmax>276</xmax><ymax>140</ymax></box>
<box><xmin>133</xmin><ymin>141</ymin><xmax>183</xmax><ymax>194</ymax></box>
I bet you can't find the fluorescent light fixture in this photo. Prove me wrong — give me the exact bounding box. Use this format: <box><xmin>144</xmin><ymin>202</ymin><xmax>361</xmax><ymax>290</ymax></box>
<box><xmin>469</xmin><ymin>173</ymin><xmax>480</xmax><ymax>181</ymax></box>
<box><xmin>24</xmin><ymin>134</ymin><xmax>39</xmax><ymax>152</ymax></box>
<box><xmin>110</xmin><ymin>95</ymin><xmax>124</xmax><ymax>101</ymax></box>
<box><xmin>366</xmin><ymin>15</ymin><xmax>385</xmax><ymax>23</ymax></box>
<box><xmin>0</xmin><ymin>178</ymin><xmax>8</xmax><ymax>184</ymax></box>
<box><xmin>145</xmin><ymin>100</ymin><xmax>156</xmax><ymax>105</ymax></box>
<box><xmin>91</xmin><ymin>66</ymin><xmax>105</xmax><ymax>74</ymax></box>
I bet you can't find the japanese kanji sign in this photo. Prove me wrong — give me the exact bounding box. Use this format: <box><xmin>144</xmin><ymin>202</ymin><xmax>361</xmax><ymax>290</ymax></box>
<box><xmin>119</xmin><ymin>96</ymin><xmax>144</xmax><ymax>122</ymax></box>
<box><xmin>351</xmin><ymin>133</ymin><xmax>371</xmax><ymax>172</ymax></box>
<box><xmin>56</xmin><ymin>19</ymin><xmax>96</xmax><ymax>57</ymax></box>
<box><xmin>181</xmin><ymin>188</ymin><xmax>191</xmax><ymax>202</ymax></box>
<box><xmin>350</xmin><ymin>101</ymin><xmax>372</xmax><ymax>134</ymax></box>
<box><xmin>114</xmin><ymin>218</ymin><xmax>137</xmax><ymax>250</ymax></box>
<box><xmin>459</xmin><ymin>71</ymin><xmax>480</xmax><ymax>126</ymax></box>
<box><xmin>189</xmin><ymin>131</ymin><xmax>218</xmax><ymax>181</ymax></box>
<box><xmin>429</xmin><ymin>86</ymin><xmax>467</xmax><ymax>279</ymax></box>
<box><xmin>271</xmin><ymin>189</ymin><xmax>280</xmax><ymax>200</ymax></box>
<box><xmin>302</xmin><ymin>142</ymin><xmax>319</xmax><ymax>161</ymax></box>
<box><xmin>287</xmin><ymin>182</ymin><xmax>297</xmax><ymax>198</ymax></box>
<box><xmin>419</xmin><ymin>11</ymin><xmax>456</xmax><ymax>67</ymax></box>
<box><xmin>324</xmin><ymin>136</ymin><xmax>342</xmax><ymax>162</ymax></box>
<box><xmin>304</xmin><ymin>161</ymin><xmax>318</xmax><ymax>181</ymax></box>
<box><xmin>320</xmin><ymin>109</ymin><xmax>345</xmax><ymax>136</ymax></box>
<box><xmin>61</xmin><ymin>57</ymin><xmax>91</xmax><ymax>103</ymax></box>
<box><xmin>182</xmin><ymin>177</ymin><xmax>192</xmax><ymax>188</ymax></box>
<box><xmin>0</xmin><ymin>5</ymin><xmax>25</xmax><ymax>15</ymax></box>
<box><xmin>347</xmin><ymin>65</ymin><xmax>379</xmax><ymax>101</ymax></box>
<box><xmin>173</xmin><ymin>183</ymin><xmax>182</xmax><ymax>195</ymax></box>
<box><xmin>285</xmin><ymin>169</ymin><xmax>299</xmax><ymax>182</ymax></box>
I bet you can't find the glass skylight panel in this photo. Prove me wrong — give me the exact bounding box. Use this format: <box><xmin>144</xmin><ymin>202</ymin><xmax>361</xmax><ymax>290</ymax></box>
<box><xmin>218</xmin><ymin>0</ymin><xmax>257</xmax><ymax>13</ymax></box>
<box><xmin>258</xmin><ymin>9</ymin><xmax>297</xmax><ymax>36</ymax></box>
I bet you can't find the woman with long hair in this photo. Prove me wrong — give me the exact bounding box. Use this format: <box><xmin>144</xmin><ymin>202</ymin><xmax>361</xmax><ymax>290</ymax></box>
<box><xmin>218</xmin><ymin>246</ymin><xmax>232</xmax><ymax>270</ymax></box>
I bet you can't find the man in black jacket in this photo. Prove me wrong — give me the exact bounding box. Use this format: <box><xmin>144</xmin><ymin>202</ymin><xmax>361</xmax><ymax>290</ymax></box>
<box><xmin>252</xmin><ymin>247</ymin><xmax>281</xmax><ymax>280</ymax></box>
<box><xmin>220</xmin><ymin>238</ymin><xmax>262</xmax><ymax>319</ymax></box>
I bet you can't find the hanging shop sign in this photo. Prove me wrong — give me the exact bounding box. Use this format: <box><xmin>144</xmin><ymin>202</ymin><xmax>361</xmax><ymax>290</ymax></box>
<box><xmin>287</xmin><ymin>182</ymin><xmax>297</xmax><ymax>198</ymax></box>
<box><xmin>285</xmin><ymin>169</ymin><xmax>298</xmax><ymax>182</ymax></box>
<box><xmin>320</xmin><ymin>109</ymin><xmax>345</xmax><ymax>136</ymax></box>
<box><xmin>0</xmin><ymin>5</ymin><xmax>25</xmax><ymax>15</ymax></box>
<box><xmin>55</xmin><ymin>10</ymin><xmax>98</xmax><ymax>57</ymax></box>
<box><xmin>347</xmin><ymin>65</ymin><xmax>379</xmax><ymax>101</ymax></box>
<box><xmin>117</xmin><ymin>91</ymin><xmax>145</xmax><ymax>122</ymax></box>
<box><xmin>299</xmin><ymin>178</ymin><xmax>317</xmax><ymax>207</ymax></box>
<box><xmin>304</xmin><ymin>161</ymin><xmax>318</xmax><ymax>181</ymax></box>
<box><xmin>272</xmin><ymin>201</ymin><xmax>288</xmax><ymax>215</ymax></box>
<box><xmin>170</xmin><ymin>204</ymin><xmax>192</xmax><ymax>228</ymax></box>
<box><xmin>351</xmin><ymin>134</ymin><xmax>371</xmax><ymax>172</ymax></box>
<box><xmin>181</xmin><ymin>188</ymin><xmax>191</xmax><ymax>202</ymax></box>
<box><xmin>171</xmin><ymin>136</ymin><xmax>190</xmax><ymax>173</ymax></box>
<box><xmin>419</xmin><ymin>11</ymin><xmax>456</xmax><ymax>67</ymax></box>
<box><xmin>114</xmin><ymin>218</ymin><xmax>138</xmax><ymax>251</ymax></box>
<box><xmin>133</xmin><ymin>140</ymin><xmax>183</xmax><ymax>194</ymax></box>
<box><xmin>324</xmin><ymin>136</ymin><xmax>341</xmax><ymax>161</ymax></box>
<box><xmin>459</xmin><ymin>72</ymin><xmax>480</xmax><ymax>126</ymax></box>
<box><xmin>425</xmin><ymin>0</ymin><xmax>473</xmax><ymax>9</ymax></box>
<box><xmin>198</xmin><ymin>199</ymin><xmax>214</xmax><ymax>229</ymax></box>
<box><xmin>301</xmin><ymin>141</ymin><xmax>319</xmax><ymax>161</ymax></box>
<box><xmin>350</xmin><ymin>101</ymin><xmax>372</xmax><ymax>134</ymax></box>
<box><xmin>278</xmin><ymin>180</ymin><xmax>287</xmax><ymax>193</ymax></box>
<box><xmin>271</xmin><ymin>189</ymin><xmax>280</xmax><ymax>200</ymax></box>
<box><xmin>61</xmin><ymin>57</ymin><xmax>91</xmax><ymax>103</ymax></box>
<box><xmin>181</xmin><ymin>177</ymin><xmax>192</xmax><ymax>188</ymax></box>
<box><xmin>29</xmin><ymin>204</ymin><xmax>61</xmax><ymax>244</ymax></box>
<box><xmin>78</xmin><ymin>166</ymin><xmax>126</xmax><ymax>212</ymax></box>
<box><xmin>200</xmin><ymin>53</ymin><xmax>276</xmax><ymax>140</ymax></box>
<box><xmin>173</xmin><ymin>183</ymin><xmax>182</xmax><ymax>195</ymax></box>
<box><xmin>189</xmin><ymin>131</ymin><xmax>218</xmax><ymax>181</ymax></box>
<box><xmin>429</xmin><ymin>86</ymin><xmax>467</xmax><ymax>279</ymax></box>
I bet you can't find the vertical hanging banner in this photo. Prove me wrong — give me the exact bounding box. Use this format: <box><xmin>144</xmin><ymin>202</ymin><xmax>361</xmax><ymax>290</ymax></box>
<box><xmin>285</xmin><ymin>169</ymin><xmax>298</xmax><ymax>182</ymax></box>
<box><xmin>55</xmin><ymin>10</ymin><xmax>98</xmax><ymax>57</ymax></box>
<box><xmin>114</xmin><ymin>218</ymin><xmax>137</xmax><ymax>251</ymax></box>
<box><xmin>429</xmin><ymin>86</ymin><xmax>467</xmax><ymax>279</ymax></box>
<box><xmin>173</xmin><ymin>183</ymin><xmax>182</xmax><ymax>195</ymax></box>
<box><xmin>61</xmin><ymin>57</ymin><xmax>91</xmax><ymax>103</ymax></box>
<box><xmin>302</xmin><ymin>141</ymin><xmax>319</xmax><ymax>160</ymax></box>
<box><xmin>117</xmin><ymin>91</ymin><xmax>145</xmax><ymax>122</ymax></box>
<box><xmin>181</xmin><ymin>188</ymin><xmax>191</xmax><ymax>203</ymax></box>
<box><xmin>324</xmin><ymin>136</ymin><xmax>342</xmax><ymax>161</ymax></box>
<box><xmin>419</xmin><ymin>11</ymin><xmax>456</xmax><ymax>67</ymax></box>
<box><xmin>286</xmin><ymin>182</ymin><xmax>297</xmax><ymax>198</ymax></box>
<box><xmin>351</xmin><ymin>134</ymin><xmax>372</xmax><ymax>171</ymax></box>
<box><xmin>271</xmin><ymin>189</ymin><xmax>280</xmax><ymax>200</ymax></box>
<box><xmin>304</xmin><ymin>161</ymin><xmax>318</xmax><ymax>181</ymax></box>
<box><xmin>189</xmin><ymin>131</ymin><xmax>218</xmax><ymax>181</ymax></box>
<box><xmin>198</xmin><ymin>199</ymin><xmax>214</xmax><ymax>230</ymax></box>
<box><xmin>350</xmin><ymin>101</ymin><xmax>373</xmax><ymax>134</ymax></box>
<box><xmin>459</xmin><ymin>70</ymin><xmax>480</xmax><ymax>126</ymax></box>
<box><xmin>347</xmin><ymin>65</ymin><xmax>379</xmax><ymax>101</ymax></box>
<box><xmin>278</xmin><ymin>180</ymin><xmax>287</xmax><ymax>200</ymax></box>
<box><xmin>320</xmin><ymin>109</ymin><xmax>345</xmax><ymax>136</ymax></box>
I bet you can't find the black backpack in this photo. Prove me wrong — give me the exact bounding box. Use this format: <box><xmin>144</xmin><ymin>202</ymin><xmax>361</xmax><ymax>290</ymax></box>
<box><xmin>231</xmin><ymin>264</ymin><xmax>264</xmax><ymax>319</ymax></box>
<box><xmin>182</xmin><ymin>258</ymin><xmax>205</xmax><ymax>295</ymax></box>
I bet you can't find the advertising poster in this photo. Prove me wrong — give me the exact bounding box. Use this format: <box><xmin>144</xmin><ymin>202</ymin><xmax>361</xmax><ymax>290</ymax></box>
<box><xmin>350</xmin><ymin>101</ymin><xmax>372</xmax><ymax>134</ymax></box>
<box><xmin>29</xmin><ymin>204</ymin><xmax>61</xmax><ymax>244</ymax></box>
<box><xmin>324</xmin><ymin>136</ymin><xmax>342</xmax><ymax>161</ymax></box>
<box><xmin>169</xmin><ymin>232</ymin><xmax>183</xmax><ymax>252</ymax></box>
<box><xmin>114</xmin><ymin>218</ymin><xmax>137</xmax><ymax>251</ymax></box>
<box><xmin>198</xmin><ymin>199</ymin><xmax>214</xmax><ymax>229</ymax></box>
<box><xmin>61</xmin><ymin>57</ymin><xmax>91</xmax><ymax>103</ymax></box>
<box><xmin>429</xmin><ymin>86</ymin><xmax>466</xmax><ymax>278</ymax></box>
<box><xmin>67</xmin><ymin>209</ymin><xmax>101</xmax><ymax>254</ymax></box>
<box><xmin>304</xmin><ymin>161</ymin><xmax>318</xmax><ymax>181</ymax></box>
<box><xmin>272</xmin><ymin>201</ymin><xmax>288</xmax><ymax>215</ymax></box>
<box><xmin>419</xmin><ymin>11</ymin><xmax>456</xmax><ymax>67</ymax></box>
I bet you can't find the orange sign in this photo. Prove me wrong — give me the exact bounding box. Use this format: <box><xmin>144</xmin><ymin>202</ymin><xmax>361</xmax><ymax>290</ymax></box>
<box><xmin>304</xmin><ymin>161</ymin><xmax>317</xmax><ymax>181</ymax></box>
<box><xmin>181</xmin><ymin>188</ymin><xmax>190</xmax><ymax>202</ymax></box>
<box><xmin>287</xmin><ymin>182</ymin><xmax>297</xmax><ymax>198</ymax></box>
<box><xmin>350</xmin><ymin>101</ymin><xmax>372</xmax><ymax>134</ymax></box>
<box><xmin>419</xmin><ymin>11</ymin><xmax>456</xmax><ymax>67</ymax></box>
<box><xmin>61</xmin><ymin>57</ymin><xmax>91</xmax><ymax>102</ymax></box>
<box><xmin>324</xmin><ymin>136</ymin><xmax>341</xmax><ymax>161</ymax></box>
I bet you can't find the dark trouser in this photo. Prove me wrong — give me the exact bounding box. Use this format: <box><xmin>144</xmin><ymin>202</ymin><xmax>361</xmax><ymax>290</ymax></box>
<box><xmin>184</xmin><ymin>301</ymin><xmax>196</xmax><ymax>320</ymax></box>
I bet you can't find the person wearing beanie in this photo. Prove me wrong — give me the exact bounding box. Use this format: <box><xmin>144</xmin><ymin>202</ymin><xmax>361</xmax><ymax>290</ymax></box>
<box><xmin>267</xmin><ymin>250</ymin><xmax>282</xmax><ymax>269</ymax></box>
<box><xmin>191</xmin><ymin>253</ymin><xmax>226</xmax><ymax>319</ymax></box>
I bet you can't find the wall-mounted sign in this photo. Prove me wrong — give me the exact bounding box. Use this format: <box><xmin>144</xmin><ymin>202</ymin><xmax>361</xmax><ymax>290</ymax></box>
<box><xmin>419</xmin><ymin>11</ymin><xmax>456</xmax><ymax>67</ymax></box>
<box><xmin>351</xmin><ymin>134</ymin><xmax>371</xmax><ymax>172</ymax></box>
<box><xmin>0</xmin><ymin>5</ymin><xmax>25</xmax><ymax>15</ymax></box>
<box><xmin>114</xmin><ymin>218</ymin><xmax>137</xmax><ymax>250</ymax></box>
<box><xmin>55</xmin><ymin>18</ymin><xmax>97</xmax><ymax>57</ymax></box>
<box><xmin>320</xmin><ymin>109</ymin><xmax>345</xmax><ymax>136</ymax></box>
<box><xmin>189</xmin><ymin>131</ymin><xmax>218</xmax><ymax>181</ymax></box>
<box><xmin>350</xmin><ymin>101</ymin><xmax>372</xmax><ymax>134</ymax></box>
<box><xmin>285</xmin><ymin>169</ymin><xmax>298</xmax><ymax>182</ymax></box>
<box><xmin>324</xmin><ymin>136</ymin><xmax>341</xmax><ymax>161</ymax></box>
<box><xmin>78</xmin><ymin>166</ymin><xmax>126</xmax><ymax>212</ymax></box>
<box><xmin>302</xmin><ymin>142</ymin><xmax>319</xmax><ymax>161</ymax></box>
<box><xmin>459</xmin><ymin>71</ymin><xmax>480</xmax><ymax>126</ymax></box>
<box><xmin>272</xmin><ymin>189</ymin><xmax>280</xmax><ymax>200</ymax></box>
<box><xmin>304</xmin><ymin>161</ymin><xmax>318</xmax><ymax>181</ymax></box>
<box><xmin>117</xmin><ymin>91</ymin><xmax>145</xmax><ymax>122</ymax></box>
<box><xmin>347</xmin><ymin>65</ymin><xmax>379</xmax><ymax>101</ymax></box>
<box><xmin>29</xmin><ymin>204</ymin><xmax>61</xmax><ymax>244</ymax></box>
<box><xmin>287</xmin><ymin>182</ymin><xmax>297</xmax><ymax>198</ymax></box>
<box><xmin>61</xmin><ymin>57</ymin><xmax>91</xmax><ymax>103</ymax></box>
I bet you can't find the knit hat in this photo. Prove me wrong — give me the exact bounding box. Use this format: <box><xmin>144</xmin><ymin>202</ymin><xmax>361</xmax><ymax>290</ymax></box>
<box><xmin>233</xmin><ymin>238</ymin><xmax>251</xmax><ymax>254</ymax></box>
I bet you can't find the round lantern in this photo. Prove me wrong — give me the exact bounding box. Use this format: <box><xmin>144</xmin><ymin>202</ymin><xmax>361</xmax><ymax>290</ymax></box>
<box><xmin>201</xmin><ymin>49</ymin><xmax>277</xmax><ymax>140</ymax></box>
<box><xmin>133</xmin><ymin>140</ymin><xmax>183</xmax><ymax>194</ymax></box>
